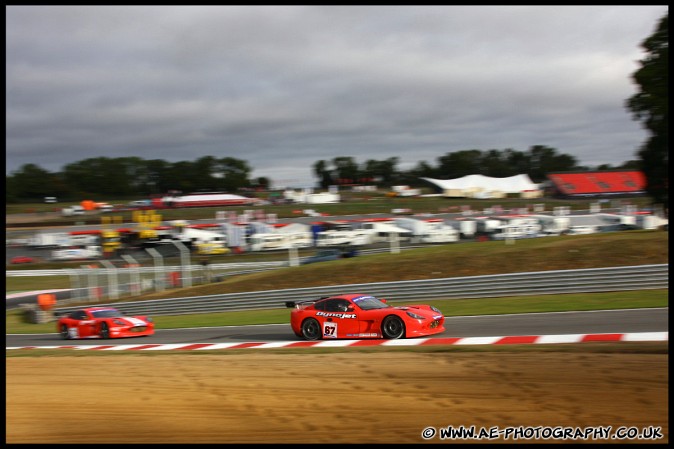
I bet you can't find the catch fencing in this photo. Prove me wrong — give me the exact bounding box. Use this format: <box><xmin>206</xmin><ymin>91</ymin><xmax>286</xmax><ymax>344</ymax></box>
<box><xmin>52</xmin><ymin>264</ymin><xmax>668</xmax><ymax>317</ymax></box>
<box><xmin>7</xmin><ymin>247</ymin><xmax>401</xmax><ymax>303</ymax></box>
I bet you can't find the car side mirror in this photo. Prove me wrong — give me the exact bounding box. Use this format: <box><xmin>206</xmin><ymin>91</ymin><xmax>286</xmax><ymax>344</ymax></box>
<box><xmin>380</xmin><ymin>299</ymin><xmax>387</xmax><ymax>303</ymax></box>
<box><xmin>346</xmin><ymin>305</ymin><xmax>355</xmax><ymax>311</ymax></box>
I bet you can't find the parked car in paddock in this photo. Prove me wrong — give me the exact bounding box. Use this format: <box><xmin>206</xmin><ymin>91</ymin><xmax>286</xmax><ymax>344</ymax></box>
<box><xmin>300</xmin><ymin>246</ymin><xmax>358</xmax><ymax>265</ymax></box>
<box><xmin>56</xmin><ymin>307</ymin><xmax>154</xmax><ymax>340</ymax></box>
<box><xmin>285</xmin><ymin>293</ymin><xmax>445</xmax><ymax>340</ymax></box>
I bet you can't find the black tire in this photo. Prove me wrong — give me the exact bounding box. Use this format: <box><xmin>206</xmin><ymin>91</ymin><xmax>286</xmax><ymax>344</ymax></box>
<box><xmin>301</xmin><ymin>318</ymin><xmax>322</xmax><ymax>341</ymax></box>
<box><xmin>381</xmin><ymin>315</ymin><xmax>405</xmax><ymax>339</ymax></box>
<box><xmin>100</xmin><ymin>322</ymin><xmax>110</xmax><ymax>339</ymax></box>
<box><xmin>60</xmin><ymin>324</ymin><xmax>70</xmax><ymax>340</ymax></box>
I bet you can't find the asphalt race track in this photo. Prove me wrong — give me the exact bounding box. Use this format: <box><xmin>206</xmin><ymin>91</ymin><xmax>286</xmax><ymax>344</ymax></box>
<box><xmin>6</xmin><ymin>307</ymin><xmax>668</xmax><ymax>349</ymax></box>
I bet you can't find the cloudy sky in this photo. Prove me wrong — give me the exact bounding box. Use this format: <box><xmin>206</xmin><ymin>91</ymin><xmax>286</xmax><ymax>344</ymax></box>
<box><xmin>6</xmin><ymin>5</ymin><xmax>668</xmax><ymax>188</ymax></box>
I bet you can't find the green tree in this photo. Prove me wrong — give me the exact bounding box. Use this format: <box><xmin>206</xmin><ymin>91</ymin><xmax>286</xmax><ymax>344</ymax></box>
<box><xmin>481</xmin><ymin>149</ymin><xmax>511</xmax><ymax>178</ymax></box>
<box><xmin>407</xmin><ymin>160</ymin><xmax>436</xmax><ymax>179</ymax></box>
<box><xmin>503</xmin><ymin>149</ymin><xmax>531</xmax><ymax>175</ymax></box>
<box><xmin>625</xmin><ymin>13</ymin><xmax>668</xmax><ymax>212</ymax></box>
<box><xmin>619</xmin><ymin>160</ymin><xmax>642</xmax><ymax>170</ymax></box>
<box><xmin>6</xmin><ymin>164</ymin><xmax>58</xmax><ymax>201</ymax></box>
<box><xmin>313</xmin><ymin>160</ymin><xmax>333</xmax><ymax>189</ymax></box>
<box><xmin>332</xmin><ymin>156</ymin><xmax>360</xmax><ymax>185</ymax></box>
<box><xmin>252</xmin><ymin>177</ymin><xmax>271</xmax><ymax>190</ymax></box>
<box><xmin>527</xmin><ymin>145</ymin><xmax>577</xmax><ymax>183</ymax></box>
<box><xmin>164</xmin><ymin>161</ymin><xmax>198</xmax><ymax>193</ymax></box>
<box><xmin>142</xmin><ymin>159</ymin><xmax>172</xmax><ymax>195</ymax></box>
<box><xmin>436</xmin><ymin>150</ymin><xmax>483</xmax><ymax>179</ymax></box>
<box><xmin>216</xmin><ymin>157</ymin><xmax>252</xmax><ymax>192</ymax></box>
<box><xmin>62</xmin><ymin>157</ymin><xmax>138</xmax><ymax>198</ymax></box>
<box><xmin>362</xmin><ymin>157</ymin><xmax>399</xmax><ymax>185</ymax></box>
<box><xmin>192</xmin><ymin>156</ymin><xmax>220</xmax><ymax>191</ymax></box>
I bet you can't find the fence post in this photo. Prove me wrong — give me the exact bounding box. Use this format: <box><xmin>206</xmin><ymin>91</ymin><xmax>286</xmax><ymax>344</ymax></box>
<box><xmin>146</xmin><ymin>247</ymin><xmax>165</xmax><ymax>292</ymax></box>
<box><xmin>288</xmin><ymin>246</ymin><xmax>299</xmax><ymax>267</ymax></box>
<box><xmin>389</xmin><ymin>232</ymin><xmax>400</xmax><ymax>254</ymax></box>
<box><xmin>172</xmin><ymin>240</ymin><xmax>192</xmax><ymax>288</ymax></box>
<box><xmin>99</xmin><ymin>259</ymin><xmax>119</xmax><ymax>300</ymax></box>
<box><xmin>121</xmin><ymin>254</ymin><xmax>141</xmax><ymax>296</ymax></box>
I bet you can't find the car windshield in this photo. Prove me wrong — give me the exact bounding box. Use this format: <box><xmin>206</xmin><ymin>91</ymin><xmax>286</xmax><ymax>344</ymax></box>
<box><xmin>90</xmin><ymin>309</ymin><xmax>124</xmax><ymax>318</ymax></box>
<box><xmin>352</xmin><ymin>295</ymin><xmax>390</xmax><ymax>311</ymax></box>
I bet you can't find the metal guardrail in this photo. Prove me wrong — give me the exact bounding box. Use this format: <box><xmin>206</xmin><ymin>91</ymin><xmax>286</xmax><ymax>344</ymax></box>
<box><xmin>53</xmin><ymin>264</ymin><xmax>668</xmax><ymax>317</ymax></box>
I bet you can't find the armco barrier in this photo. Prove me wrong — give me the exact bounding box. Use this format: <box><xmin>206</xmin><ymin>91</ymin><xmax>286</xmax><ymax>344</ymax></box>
<box><xmin>52</xmin><ymin>264</ymin><xmax>668</xmax><ymax>317</ymax></box>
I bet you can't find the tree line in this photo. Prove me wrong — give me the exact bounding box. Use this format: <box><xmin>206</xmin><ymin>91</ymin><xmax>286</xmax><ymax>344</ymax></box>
<box><xmin>312</xmin><ymin>146</ymin><xmax>637</xmax><ymax>189</ymax></box>
<box><xmin>5</xmin><ymin>146</ymin><xmax>637</xmax><ymax>203</ymax></box>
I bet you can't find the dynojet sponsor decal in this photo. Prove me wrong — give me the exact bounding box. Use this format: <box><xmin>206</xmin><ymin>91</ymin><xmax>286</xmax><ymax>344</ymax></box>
<box><xmin>316</xmin><ymin>311</ymin><xmax>357</xmax><ymax>319</ymax></box>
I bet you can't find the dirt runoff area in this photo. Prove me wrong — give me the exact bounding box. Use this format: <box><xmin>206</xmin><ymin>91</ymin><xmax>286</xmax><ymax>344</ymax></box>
<box><xmin>6</xmin><ymin>345</ymin><xmax>669</xmax><ymax>444</ymax></box>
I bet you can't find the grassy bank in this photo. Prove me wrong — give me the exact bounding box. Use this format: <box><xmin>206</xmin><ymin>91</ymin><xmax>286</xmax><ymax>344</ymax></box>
<box><xmin>66</xmin><ymin>229</ymin><xmax>671</xmax><ymax>301</ymax></box>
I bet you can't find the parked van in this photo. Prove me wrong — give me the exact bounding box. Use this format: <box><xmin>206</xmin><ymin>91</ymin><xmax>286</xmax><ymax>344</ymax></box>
<box><xmin>61</xmin><ymin>205</ymin><xmax>85</xmax><ymax>216</ymax></box>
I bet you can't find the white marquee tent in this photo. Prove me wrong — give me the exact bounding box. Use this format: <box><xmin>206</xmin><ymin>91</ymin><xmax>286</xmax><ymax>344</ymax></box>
<box><xmin>421</xmin><ymin>174</ymin><xmax>540</xmax><ymax>198</ymax></box>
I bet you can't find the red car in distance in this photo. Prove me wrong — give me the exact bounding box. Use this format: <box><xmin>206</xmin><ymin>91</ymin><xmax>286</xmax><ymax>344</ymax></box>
<box><xmin>57</xmin><ymin>307</ymin><xmax>154</xmax><ymax>340</ymax></box>
<box><xmin>286</xmin><ymin>293</ymin><xmax>445</xmax><ymax>340</ymax></box>
<box><xmin>10</xmin><ymin>256</ymin><xmax>35</xmax><ymax>264</ymax></box>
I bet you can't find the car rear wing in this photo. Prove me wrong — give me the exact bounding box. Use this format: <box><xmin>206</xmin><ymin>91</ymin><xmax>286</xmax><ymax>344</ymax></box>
<box><xmin>285</xmin><ymin>296</ymin><xmax>333</xmax><ymax>309</ymax></box>
<box><xmin>285</xmin><ymin>300</ymin><xmax>315</xmax><ymax>309</ymax></box>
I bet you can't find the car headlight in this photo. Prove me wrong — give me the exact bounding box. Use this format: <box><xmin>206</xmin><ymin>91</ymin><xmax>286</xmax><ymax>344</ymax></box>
<box><xmin>406</xmin><ymin>311</ymin><xmax>426</xmax><ymax>320</ymax></box>
<box><xmin>145</xmin><ymin>317</ymin><xmax>153</xmax><ymax>323</ymax></box>
<box><xmin>430</xmin><ymin>306</ymin><xmax>442</xmax><ymax>314</ymax></box>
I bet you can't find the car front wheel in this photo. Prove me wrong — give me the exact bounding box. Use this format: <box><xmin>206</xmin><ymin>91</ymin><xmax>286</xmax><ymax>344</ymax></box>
<box><xmin>301</xmin><ymin>318</ymin><xmax>322</xmax><ymax>341</ymax></box>
<box><xmin>382</xmin><ymin>315</ymin><xmax>405</xmax><ymax>339</ymax></box>
<box><xmin>60</xmin><ymin>324</ymin><xmax>70</xmax><ymax>340</ymax></box>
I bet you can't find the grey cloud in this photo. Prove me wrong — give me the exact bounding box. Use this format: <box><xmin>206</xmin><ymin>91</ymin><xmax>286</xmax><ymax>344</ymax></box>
<box><xmin>6</xmin><ymin>5</ymin><xmax>667</xmax><ymax>187</ymax></box>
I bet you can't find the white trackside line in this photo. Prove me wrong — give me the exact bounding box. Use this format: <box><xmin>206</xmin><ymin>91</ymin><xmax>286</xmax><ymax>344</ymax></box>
<box><xmin>140</xmin><ymin>343</ymin><xmax>201</xmax><ymax>350</ymax></box>
<box><xmin>251</xmin><ymin>341</ymin><xmax>299</xmax><ymax>349</ymax></box>
<box><xmin>536</xmin><ymin>334</ymin><xmax>586</xmax><ymax>344</ymax></box>
<box><xmin>315</xmin><ymin>340</ymin><xmax>360</xmax><ymax>347</ymax></box>
<box><xmin>193</xmin><ymin>343</ymin><xmax>244</xmax><ymax>350</ymax></box>
<box><xmin>622</xmin><ymin>331</ymin><xmax>668</xmax><ymax>341</ymax></box>
<box><xmin>97</xmin><ymin>345</ymin><xmax>144</xmax><ymax>350</ymax></box>
<box><xmin>381</xmin><ymin>339</ymin><xmax>427</xmax><ymax>346</ymax></box>
<box><xmin>454</xmin><ymin>336</ymin><xmax>503</xmax><ymax>345</ymax></box>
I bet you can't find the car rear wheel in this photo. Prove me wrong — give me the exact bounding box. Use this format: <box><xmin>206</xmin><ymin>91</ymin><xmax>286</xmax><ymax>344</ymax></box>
<box><xmin>382</xmin><ymin>315</ymin><xmax>405</xmax><ymax>339</ymax></box>
<box><xmin>100</xmin><ymin>322</ymin><xmax>110</xmax><ymax>339</ymax></box>
<box><xmin>301</xmin><ymin>318</ymin><xmax>322</xmax><ymax>341</ymax></box>
<box><xmin>60</xmin><ymin>324</ymin><xmax>70</xmax><ymax>340</ymax></box>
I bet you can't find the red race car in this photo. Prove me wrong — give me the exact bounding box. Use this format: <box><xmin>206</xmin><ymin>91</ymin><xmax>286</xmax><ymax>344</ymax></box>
<box><xmin>286</xmin><ymin>293</ymin><xmax>445</xmax><ymax>340</ymax></box>
<box><xmin>57</xmin><ymin>307</ymin><xmax>154</xmax><ymax>340</ymax></box>
<box><xmin>10</xmin><ymin>255</ymin><xmax>35</xmax><ymax>264</ymax></box>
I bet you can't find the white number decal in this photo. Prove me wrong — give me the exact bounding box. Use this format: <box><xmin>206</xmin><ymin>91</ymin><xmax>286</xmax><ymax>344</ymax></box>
<box><xmin>323</xmin><ymin>322</ymin><xmax>337</xmax><ymax>338</ymax></box>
